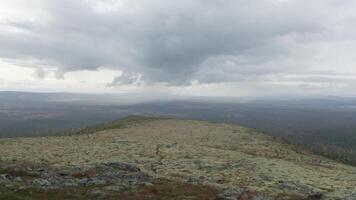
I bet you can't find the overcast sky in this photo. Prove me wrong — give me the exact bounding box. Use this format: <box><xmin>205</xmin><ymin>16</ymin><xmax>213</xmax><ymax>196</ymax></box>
<box><xmin>1</xmin><ymin>0</ymin><xmax>356</xmax><ymax>97</ymax></box>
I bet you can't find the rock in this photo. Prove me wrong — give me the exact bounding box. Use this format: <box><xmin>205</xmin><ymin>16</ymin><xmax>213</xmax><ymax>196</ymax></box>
<box><xmin>77</xmin><ymin>177</ymin><xmax>106</xmax><ymax>186</ymax></box>
<box><xmin>105</xmin><ymin>162</ymin><xmax>141</xmax><ymax>172</ymax></box>
<box><xmin>216</xmin><ymin>188</ymin><xmax>271</xmax><ymax>200</ymax></box>
<box><xmin>344</xmin><ymin>193</ymin><xmax>356</xmax><ymax>200</ymax></box>
<box><xmin>91</xmin><ymin>190</ymin><xmax>108</xmax><ymax>199</ymax></box>
<box><xmin>14</xmin><ymin>177</ymin><xmax>23</xmax><ymax>182</ymax></box>
<box><xmin>63</xmin><ymin>179</ymin><xmax>78</xmax><ymax>187</ymax></box>
<box><xmin>0</xmin><ymin>160</ymin><xmax>156</xmax><ymax>196</ymax></box>
<box><xmin>19</xmin><ymin>186</ymin><xmax>28</xmax><ymax>190</ymax></box>
<box><xmin>216</xmin><ymin>188</ymin><xmax>241</xmax><ymax>200</ymax></box>
<box><xmin>276</xmin><ymin>182</ymin><xmax>296</xmax><ymax>190</ymax></box>
<box><xmin>308</xmin><ymin>192</ymin><xmax>323</xmax><ymax>199</ymax></box>
<box><xmin>143</xmin><ymin>182</ymin><xmax>154</xmax><ymax>187</ymax></box>
<box><xmin>78</xmin><ymin>178</ymin><xmax>90</xmax><ymax>186</ymax></box>
<box><xmin>85</xmin><ymin>177</ymin><xmax>107</xmax><ymax>186</ymax></box>
<box><xmin>36</xmin><ymin>168</ymin><xmax>47</xmax><ymax>173</ymax></box>
<box><xmin>0</xmin><ymin>174</ymin><xmax>14</xmax><ymax>182</ymax></box>
<box><xmin>47</xmin><ymin>176</ymin><xmax>60</xmax><ymax>185</ymax></box>
<box><xmin>33</xmin><ymin>179</ymin><xmax>52</xmax><ymax>187</ymax></box>
<box><xmin>58</xmin><ymin>171</ymin><xmax>70</xmax><ymax>177</ymax></box>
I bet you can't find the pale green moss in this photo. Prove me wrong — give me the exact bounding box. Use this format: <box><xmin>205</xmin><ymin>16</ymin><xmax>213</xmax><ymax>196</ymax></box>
<box><xmin>0</xmin><ymin>118</ymin><xmax>356</xmax><ymax>199</ymax></box>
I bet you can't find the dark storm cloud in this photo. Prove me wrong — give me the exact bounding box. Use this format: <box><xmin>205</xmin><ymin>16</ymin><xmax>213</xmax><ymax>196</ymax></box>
<box><xmin>0</xmin><ymin>0</ymin><xmax>350</xmax><ymax>85</ymax></box>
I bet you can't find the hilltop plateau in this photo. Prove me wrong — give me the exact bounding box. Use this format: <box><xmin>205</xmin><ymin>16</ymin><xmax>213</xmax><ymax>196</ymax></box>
<box><xmin>0</xmin><ymin>117</ymin><xmax>356</xmax><ymax>199</ymax></box>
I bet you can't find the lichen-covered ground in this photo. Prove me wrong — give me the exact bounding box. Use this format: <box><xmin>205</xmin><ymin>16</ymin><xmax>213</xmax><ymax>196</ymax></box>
<box><xmin>1</xmin><ymin>118</ymin><xmax>356</xmax><ymax>199</ymax></box>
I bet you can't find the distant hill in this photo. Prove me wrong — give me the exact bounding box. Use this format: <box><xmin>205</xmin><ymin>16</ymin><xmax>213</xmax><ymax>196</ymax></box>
<box><xmin>3</xmin><ymin>92</ymin><xmax>356</xmax><ymax>169</ymax></box>
<box><xmin>0</xmin><ymin>117</ymin><xmax>356</xmax><ymax>199</ymax></box>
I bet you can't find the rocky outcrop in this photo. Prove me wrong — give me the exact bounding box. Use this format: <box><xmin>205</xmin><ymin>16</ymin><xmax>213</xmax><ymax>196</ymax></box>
<box><xmin>0</xmin><ymin>161</ymin><xmax>152</xmax><ymax>190</ymax></box>
<box><xmin>0</xmin><ymin>161</ymin><xmax>277</xmax><ymax>200</ymax></box>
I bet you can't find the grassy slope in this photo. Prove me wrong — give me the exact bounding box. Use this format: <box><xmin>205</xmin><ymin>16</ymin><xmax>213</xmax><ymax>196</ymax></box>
<box><xmin>1</xmin><ymin>117</ymin><xmax>356</xmax><ymax>199</ymax></box>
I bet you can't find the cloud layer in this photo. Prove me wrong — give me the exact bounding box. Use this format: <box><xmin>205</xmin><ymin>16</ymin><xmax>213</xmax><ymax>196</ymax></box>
<box><xmin>1</xmin><ymin>0</ymin><xmax>356</xmax><ymax>93</ymax></box>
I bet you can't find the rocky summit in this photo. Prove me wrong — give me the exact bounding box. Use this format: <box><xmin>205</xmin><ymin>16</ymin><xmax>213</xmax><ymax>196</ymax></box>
<box><xmin>1</xmin><ymin>117</ymin><xmax>356</xmax><ymax>199</ymax></box>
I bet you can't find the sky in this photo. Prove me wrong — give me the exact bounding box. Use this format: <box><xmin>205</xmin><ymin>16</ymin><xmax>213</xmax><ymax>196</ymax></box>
<box><xmin>1</xmin><ymin>0</ymin><xmax>356</xmax><ymax>97</ymax></box>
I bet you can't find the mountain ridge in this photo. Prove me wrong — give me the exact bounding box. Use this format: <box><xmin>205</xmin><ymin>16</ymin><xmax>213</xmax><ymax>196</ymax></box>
<box><xmin>1</xmin><ymin>117</ymin><xmax>356</xmax><ymax>199</ymax></box>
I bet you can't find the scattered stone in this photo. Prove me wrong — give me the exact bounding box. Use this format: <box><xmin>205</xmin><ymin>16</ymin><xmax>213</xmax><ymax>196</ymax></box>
<box><xmin>78</xmin><ymin>178</ymin><xmax>90</xmax><ymax>186</ymax></box>
<box><xmin>276</xmin><ymin>182</ymin><xmax>296</xmax><ymax>190</ymax></box>
<box><xmin>344</xmin><ymin>193</ymin><xmax>356</xmax><ymax>200</ymax></box>
<box><xmin>104</xmin><ymin>162</ymin><xmax>141</xmax><ymax>172</ymax></box>
<box><xmin>308</xmin><ymin>192</ymin><xmax>323</xmax><ymax>199</ymax></box>
<box><xmin>85</xmin><ymin>177</ymin><xmax>107</xmax><ymax>186</ymax></box>
<box><xmin>0</xmin><ymin>174</ymin><xmax>14</xmax><ymax>182</ymax></box>
<box><xmin>36</xmin><ymin>168</ymin><xmax>46</xmax><ymax>173</ymax></box>
<box><xmin>14</xmin><ymin>177</ymin><xmax>23</xmax><ymax>182</ymax></box>
<box><xmin>216</xmin><ymin>188</ymin><xmax>271</xmax><ymax>200</ymax></box>
<box><xmin>259</xmin><ymin>175</ymin><xmax>272</xmax><ymax>182</ymax></box>
<box><xmin>33</xmin><ymin>179</ymin><xmax>52</xmax><ymax>187</ymax></box>
<box><xmin>91</xmin><ymin>190</ymin><xmax>108</xmax><ymax>199</ymax></box>
<box><xmin>0</xmin><ymin>161</ymin><xmax>149</xmax><ymax>190</ymax></box>
<box><xmin>18</xmin><ymin>186</ymin><xmax>28</xmax><ymax>190</ymax></box>
<box><xmin>58</xmin><ymin>171</ymin><xmax>70</xmax><ymax>177</ymax></box>
<box><xmin>216</xmin><ymin>188</ymin><xmax>241</xmax><ymax>200</ymax></box>
<box><xmin>143</xmin><ymin>182</ymin><xmax>154</xmax><ymax>187</ymax></box>
<box><xmin>63</xmin><ymin>179</ymin><xmax>79</xmax><ymax>187</ymax></box>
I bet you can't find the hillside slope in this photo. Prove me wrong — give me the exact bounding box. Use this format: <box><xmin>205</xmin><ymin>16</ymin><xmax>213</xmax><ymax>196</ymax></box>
<box><xmin>1</xmin><ymin>117</ymin><xmax>356</xmax><ymax>199</ymax></box>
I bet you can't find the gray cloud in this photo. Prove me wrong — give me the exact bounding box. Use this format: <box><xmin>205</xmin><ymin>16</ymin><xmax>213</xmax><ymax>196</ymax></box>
<box><xmin>0</xmin><ymin>0</ymin><xmax>355</xmax><ymax>86</ymax></box>
<box><xmin>33</xmin><ymin>68</ymin><xmax>46</xmax><ymax>79</ymax></box>
<box><xmin>108</xmin><ymin>72</ymin><xmax>142</xmax><ymax>86</ymax></box>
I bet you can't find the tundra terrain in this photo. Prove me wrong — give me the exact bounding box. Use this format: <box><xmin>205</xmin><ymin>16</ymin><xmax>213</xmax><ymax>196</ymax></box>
<box><xmin>0</xmin><ymin>117</ymin><xmax>356</xmax><ymax>199</ymax></box>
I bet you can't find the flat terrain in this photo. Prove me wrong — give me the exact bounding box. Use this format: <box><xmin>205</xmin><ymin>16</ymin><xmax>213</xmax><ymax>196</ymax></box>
<box><xmin>1</xmin><ymin>117</ymin><xmax>356</xmax><ymax>199</ymax></box>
